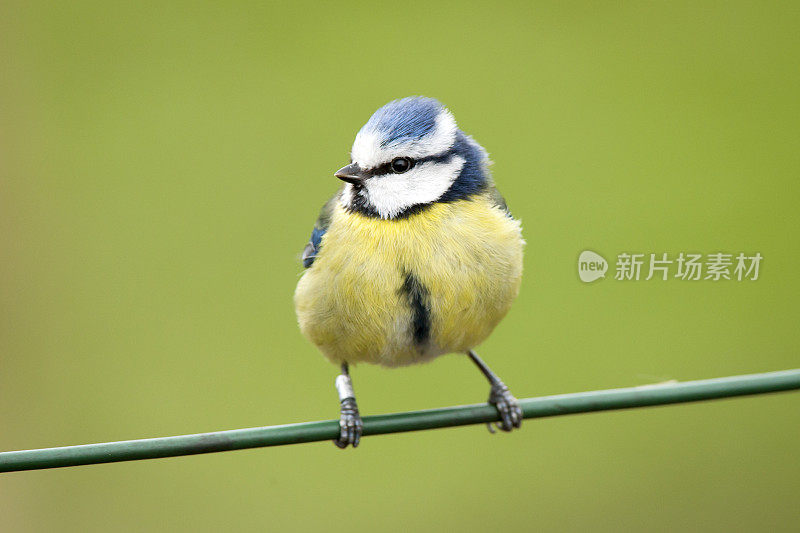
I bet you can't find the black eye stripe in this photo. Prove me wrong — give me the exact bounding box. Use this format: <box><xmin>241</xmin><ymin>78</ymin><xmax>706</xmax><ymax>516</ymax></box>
<box><xmin>372</xmin><ymin>161</ymin><xmax>398</xmax><ymax>175</ymax></box>
<box><xmin>365</xmin><ymin>150</ymin><xmax>455</xmax><ymax>178</ymax></box>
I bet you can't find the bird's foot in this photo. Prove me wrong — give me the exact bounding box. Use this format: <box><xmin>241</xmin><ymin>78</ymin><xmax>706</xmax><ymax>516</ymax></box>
<box><xmin>487</xmin><ymin>381</ymin><xmax>522</xmax><ymax>433</ymax></box>
<box><xmin>333</xmin><ymin>397</ymin><xmax>362</xmax><ymax>448</ymax></box>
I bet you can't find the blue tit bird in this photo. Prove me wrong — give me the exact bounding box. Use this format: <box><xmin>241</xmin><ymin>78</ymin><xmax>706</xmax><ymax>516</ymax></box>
<box><xmin>294</xmin><ymin>96</ymin><xmax>524</xmax><ymax>448</ymax></box>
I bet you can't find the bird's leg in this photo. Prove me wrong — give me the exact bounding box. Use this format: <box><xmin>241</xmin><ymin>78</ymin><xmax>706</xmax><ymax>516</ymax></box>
<box><xmin>333</xmin><ymin>362</ymin><xmax>363</xmax><ymax>448</ymax></box>
<box><xmin>467</xmin><ymin>350</ymin><xmax>523</xmax><ymax>432</ymax></box>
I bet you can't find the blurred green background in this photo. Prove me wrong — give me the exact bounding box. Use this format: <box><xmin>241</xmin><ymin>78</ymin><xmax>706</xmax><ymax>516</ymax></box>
<box><xmin>1</xmin><ymin>1</ymin><xmax>799</xmax><ymax>531</ymax></box>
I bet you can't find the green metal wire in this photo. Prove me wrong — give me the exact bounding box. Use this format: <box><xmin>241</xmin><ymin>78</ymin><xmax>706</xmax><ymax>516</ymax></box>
<box><xmin>1</xmin><ymin>369</ymin><xmax>798</xmax><ymax>473</ymax></box>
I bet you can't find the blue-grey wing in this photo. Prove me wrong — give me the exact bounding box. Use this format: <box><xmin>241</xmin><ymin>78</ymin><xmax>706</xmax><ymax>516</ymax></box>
<box><xmin>486</xmin><ymin>184</ymin><xmax>514</xmax><ymax>218</ymax></box>
<box><xmin>301</xmin><ymin>193</ymin><xmax>338</xmax><ymax>268</ymax></box>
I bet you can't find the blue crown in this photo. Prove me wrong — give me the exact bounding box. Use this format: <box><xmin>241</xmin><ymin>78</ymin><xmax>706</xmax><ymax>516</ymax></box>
<box><xmin>360</xmin><ymin>96</ymin><xmax>446</xmax><ymax>147</ymax></box>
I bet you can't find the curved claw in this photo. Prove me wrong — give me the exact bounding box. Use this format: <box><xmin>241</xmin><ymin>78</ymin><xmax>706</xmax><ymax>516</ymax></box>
<box><xmin>487</xmin><ymin>382</ymin><xmax>523</xmax><ymax>433</ymax></box>
<box><xmin>333</xmin><ymin>397</ymin><xmax>363</xmax><ymax>448</ymax></box>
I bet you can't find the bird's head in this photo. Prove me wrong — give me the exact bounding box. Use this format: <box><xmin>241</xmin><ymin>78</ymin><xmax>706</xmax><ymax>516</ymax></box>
<box><xmin>336</xmin><ymin>96</ymin><xmax>491</xmax><ymax>219</ymax></box>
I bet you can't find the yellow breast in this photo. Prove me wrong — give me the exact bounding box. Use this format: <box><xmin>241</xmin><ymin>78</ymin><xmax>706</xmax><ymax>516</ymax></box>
<box><xmin>294</xmin><ymin>193</ymin><xmax>524</xmax><ymax>367</ymax></box>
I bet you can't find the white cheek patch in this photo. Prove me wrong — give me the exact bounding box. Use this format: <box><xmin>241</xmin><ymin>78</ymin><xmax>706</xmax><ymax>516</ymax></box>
<box><xmin>361</xmin><ymin>156</ymin><xmax>465</xmax><ymax>219</ymax></box>
<box><xmin>339</xmin><ymin>183</ymin><xmax>354</xmax><ymax>207</ymax></box>
<box><xmin>351</xmin><ymin>111</ymin><xmax>458</xmax><ymax>169</ymax></box>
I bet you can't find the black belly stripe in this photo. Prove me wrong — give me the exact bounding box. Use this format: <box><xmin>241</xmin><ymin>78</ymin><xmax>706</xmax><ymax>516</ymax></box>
<box><xmin>398</xmin><ymin>271</ymin><xmax>431</xmax><ymax>346</ymax></box>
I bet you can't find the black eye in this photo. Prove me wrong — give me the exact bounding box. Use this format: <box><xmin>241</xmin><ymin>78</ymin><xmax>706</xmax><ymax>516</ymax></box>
<box><xmin>390</xmin><ymin>157</ymin><xmax>414</xmax><ymax>173</ymax></box>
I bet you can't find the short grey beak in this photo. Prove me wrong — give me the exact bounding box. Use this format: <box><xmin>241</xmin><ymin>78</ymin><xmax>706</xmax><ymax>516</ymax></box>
<box><xmin>335</xmin><ymin>163</ymin><xmax>369</xmax><ymax>185</ymax></box>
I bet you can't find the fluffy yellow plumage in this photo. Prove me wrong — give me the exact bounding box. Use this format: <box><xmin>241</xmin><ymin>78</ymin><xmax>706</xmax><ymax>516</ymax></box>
<box><xmin>294</xmin><ymin>190</ymin><xmax>524</xmax><ymax>367</ymax></box>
